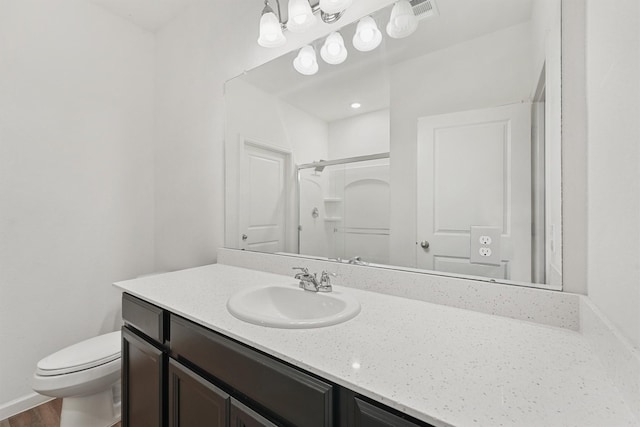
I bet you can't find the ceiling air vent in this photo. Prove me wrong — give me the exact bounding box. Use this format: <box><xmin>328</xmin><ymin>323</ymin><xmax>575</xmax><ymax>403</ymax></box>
<box><xmin>410</xmin><ymin>0</ymin><xmax>439</xmax><ymax>20</ymax></box>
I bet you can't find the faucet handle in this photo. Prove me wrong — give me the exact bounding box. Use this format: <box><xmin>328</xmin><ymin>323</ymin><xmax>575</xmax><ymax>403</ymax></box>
<box><xmin>317</xmin><ymin>271</ymin><xmax>335</xmax><ymax>292</ymax></box>
<box><xmin>293</xmin><ymin>267</ymin><xmax>313</xmax><ymax>282</ymax></box>
<box><xmin>320</xmin><ymin>271</ymin><xmax>337</xmax><ymax>283</ymax></box>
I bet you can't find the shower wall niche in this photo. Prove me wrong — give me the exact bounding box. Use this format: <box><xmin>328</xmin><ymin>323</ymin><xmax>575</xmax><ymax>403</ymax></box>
<box><xmin>298</xmin><ymin>156</ymin><xmax>390</xmax><ymax>265</ymax></box>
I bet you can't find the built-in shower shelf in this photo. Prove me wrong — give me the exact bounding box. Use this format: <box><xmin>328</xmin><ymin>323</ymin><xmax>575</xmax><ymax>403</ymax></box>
<box><xmin>323</xmin><ymin>198</ymin><xmax>342</xmax><ymax>203</ymax></box>
<box><xmin>324</xmin><ymin>217</ymin><xmax>342</xmax><ymax>222</ymax></box>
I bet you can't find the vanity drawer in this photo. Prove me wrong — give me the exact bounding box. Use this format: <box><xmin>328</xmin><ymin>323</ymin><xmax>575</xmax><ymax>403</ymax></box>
<box><xmin>122</xmin><ymin>293</ymin><xmax>165</xmax><ymax>343</ymax></box>
<box><xmin>170</xmin><ymin>314</ymin><xmax>333</xmax><ymax>427</ymax></box>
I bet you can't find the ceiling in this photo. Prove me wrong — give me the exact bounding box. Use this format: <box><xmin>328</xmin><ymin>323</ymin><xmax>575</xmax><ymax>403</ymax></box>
<box><xmin>237</xmin><ymin>0</ymin><xmax>534</xmax><ymax>122</ymax></box>
<box><xmin>89</xmin><ymin>0</ymin><xmax>197</xmax><ymax>31</ymax></box>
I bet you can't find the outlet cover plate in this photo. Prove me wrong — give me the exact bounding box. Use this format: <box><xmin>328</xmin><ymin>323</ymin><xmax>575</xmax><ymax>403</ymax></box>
<box><xmin>470</xmin><ymin>226</ymin><xmax>502</xmax><ymax>266</ymax></box>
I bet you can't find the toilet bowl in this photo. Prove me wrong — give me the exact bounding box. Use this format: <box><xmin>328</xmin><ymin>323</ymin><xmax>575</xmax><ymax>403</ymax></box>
<box><xmin>32</xmin><ymin>331</ymin><xmax>122</xmax><ymax>427</ymax></box>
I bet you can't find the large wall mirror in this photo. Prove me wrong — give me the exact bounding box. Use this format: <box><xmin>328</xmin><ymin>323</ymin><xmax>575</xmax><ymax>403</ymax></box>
<box><xmin>225</xmin><ymin>0</ymin><xmax>562</xmax><ymax>290</ymax></box>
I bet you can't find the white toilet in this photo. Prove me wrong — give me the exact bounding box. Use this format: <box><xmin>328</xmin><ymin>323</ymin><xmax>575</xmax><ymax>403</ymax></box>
<box><xmin>32</xmin><ymin>331</ymin><xmax>122</xmax><ymax>427</ymax></box>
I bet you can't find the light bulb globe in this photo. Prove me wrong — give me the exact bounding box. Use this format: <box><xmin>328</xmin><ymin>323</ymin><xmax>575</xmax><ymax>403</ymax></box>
<box><xmin>353</xmin><ymin>16</ymin><xmax>382</xmax><ymax>52</ymax></box>
<box><xmin>386</xmin><ymin>0</ymin><xmax>418</xmax><ymax>39</ymax></box>
<box><xmin>287</xmin><ymin>0</ymin><xmax>318</xmax><ymax>33</ymax></box>
<box><xmin>293</xmin><ymin>45</ymin><xmax>319</xmax><ymax>75</ymax></box>
<box><xmin>301</xmin><ymin>55</ymin><xmax>313</xmax><ymax>67</ymax></box>
<box><xmin>328</xmin><ymin>42</ymin><xmax>341</xmax><ymax>56</ymax></box>
<box><xmin>361</xmin><ymin>28</ymin><xmax>374</xmax><ymax>42</ymax></box>
<box><xmin>258</xmin><ymin>11</ymin><xmax>286</xmax><ymax>48</ymax></box>
<box><xmin>321</xmin><ymin>32</ymin><xmax>348</xmax><ymax>65</ymax></box>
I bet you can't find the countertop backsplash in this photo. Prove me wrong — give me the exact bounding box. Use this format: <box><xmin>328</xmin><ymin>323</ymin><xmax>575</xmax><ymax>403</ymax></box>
<box><xmin>218</xmin><ymin>248</ymin><xmax>580</xmax><ymax>330</ymax></box>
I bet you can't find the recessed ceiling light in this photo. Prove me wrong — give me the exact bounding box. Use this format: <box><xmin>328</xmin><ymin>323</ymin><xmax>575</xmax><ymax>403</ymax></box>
<box><xmin>351</xmin><ymin>102</ymin><xmax>361</xmax><ymax>109</ymax></box>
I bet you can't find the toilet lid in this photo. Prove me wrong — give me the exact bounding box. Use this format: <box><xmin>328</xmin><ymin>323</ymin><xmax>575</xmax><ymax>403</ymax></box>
<box><xmin>36</xmin><ymin>331</ymin><xmax>121</xmax><ymax>376</ymax></box>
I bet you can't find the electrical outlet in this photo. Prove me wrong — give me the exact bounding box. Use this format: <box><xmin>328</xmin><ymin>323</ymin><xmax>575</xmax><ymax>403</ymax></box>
<box><xmin>470</xmin><ymin>226</ymin><xmax>501</xmax><ymax>266</ymax></box>
<box><xmin>479</xmin><ymin>247</ymin><xmax>492</xmax><ymax>257</ymax></box>
<box><xmin>479</xmin><ymin>235</ymin><xmax>492</xmax><ymax>245</ymax></box>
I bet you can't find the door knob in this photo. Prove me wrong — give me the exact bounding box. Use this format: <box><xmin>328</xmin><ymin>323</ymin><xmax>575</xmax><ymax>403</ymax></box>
<box><xmin>242</xmin><ymin>234</ymin><xmax>248</xmax><ymax>241</ymax></box>
<box><xmin>420</xmin><ymin>240</ymin><xmax>430</xmax><ymax>249</ymax></box>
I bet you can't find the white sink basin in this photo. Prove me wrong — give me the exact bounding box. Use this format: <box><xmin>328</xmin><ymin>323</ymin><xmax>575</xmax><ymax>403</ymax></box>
<box><xmin>227</xmin><ymin>285</ymin><xmax>361</xmax><ymax>328</ymax></box>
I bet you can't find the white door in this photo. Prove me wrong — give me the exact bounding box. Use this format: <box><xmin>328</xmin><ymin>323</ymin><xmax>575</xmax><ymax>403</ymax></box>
<box><xmin>239</xmin><ymin>142</ymin><xmax>288</xmax><ymax>253</ymax></box>
<box><xmin>416</xmin><ymin>104</ymin><xmax>531</xmax><ymax>281</ymax></box>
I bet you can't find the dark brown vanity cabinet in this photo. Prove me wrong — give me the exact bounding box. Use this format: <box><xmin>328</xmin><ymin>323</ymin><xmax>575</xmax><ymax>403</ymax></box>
<box><xmin>122</xmin><ymin>293</ymin><xmax>167</xmax><ymax>427</ymax></box>
<box><xmin>168</xmin><ymin>358</ymin><xmax>230</xmax><ymax>427</ymax></box>
<box><xmin>169</xmin><ymin>314</ymin><xmax>333</xmax><ymax>427</ymax></box>
<box><xmin>341</xmin><ymin>394</ymin><xmax>427</xmax><ymax>427</ymax></box>
<box><xmin>230</xmin><ymin>399</ymin><xmax>278</xmax><ymax>427</ymax></box>
<box><xmin>122</xmin><ymin>327</ymin><xmax>165</xmax><ymax>427</ymax></box>
<box><xmin>121</xmin><ymin>293</ymin><xmax>432</xmax><ymax>427</ymax></box>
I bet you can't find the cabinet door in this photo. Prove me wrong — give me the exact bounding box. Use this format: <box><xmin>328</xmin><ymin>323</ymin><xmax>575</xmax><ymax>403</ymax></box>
<box><xmin>122</xmin><ymin>326</ymin><xmax>164</xmax><ymax>427</ymax></box>
<box><xmin>168</xmin><ymin>358</ymin><xmax>229</xmax><ymax>427</ymax></box>
<box><xmin>171</xmin><ymin>315</ymin><xmax>333</xmax><ymax>427</ymax></box>
<box><xmin>351</xmin><ymin>397</ymin><xmax>423</xmax><ymax>427</ymax></box>
<box><xmin>230</xmin><ymin>399</ymin><xmax>277</xmax><ymax>427</ymax></box>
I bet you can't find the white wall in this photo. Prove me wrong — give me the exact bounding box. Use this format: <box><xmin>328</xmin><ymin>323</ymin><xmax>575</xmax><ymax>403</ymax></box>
<box><xmin>585</xmin><ymin>0</ymin><xmax>640</xmax><ymax>349</ymax></box>
<box><xmin>225</xmin><ymin>78</ymin><xmax>328</xmax><ymax>162</ymax></box>
<box><xmin>389</xmin><ymin>22</ymin><xmax>534</xmax><ymax>268</ymax></box>
<box><xmin>0</xmin><ymin>0</ymin><xmax>155</xmax><ymax>412</ymax></box>
<box><xmin>328</xmin><ymin>109</ymin><xmax>390</xmax><ymax>159</ymax></box>
<box><xmin>531</xmin><ymin>0</ymin><xmax>561</xmax><ymax>79</ymax></box>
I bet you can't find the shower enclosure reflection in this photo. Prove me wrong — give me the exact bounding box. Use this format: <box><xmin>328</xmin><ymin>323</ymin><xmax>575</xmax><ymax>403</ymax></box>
<box><xmin>298</xmin><ymin>154</ymin><xmax>390</xmax><ymax>265</ymax></box>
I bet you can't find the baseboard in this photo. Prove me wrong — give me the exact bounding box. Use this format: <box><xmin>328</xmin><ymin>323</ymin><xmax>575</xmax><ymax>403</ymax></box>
<box><xmin>0</xmin><ymin>393</ymin><xmax>52</xmax><ymax>421</ymax></box>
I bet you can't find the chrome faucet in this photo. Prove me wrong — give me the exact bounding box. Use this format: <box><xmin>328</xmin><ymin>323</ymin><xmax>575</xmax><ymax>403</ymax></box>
<box><xmin>329</xmin><ymin>256</ymin><xmax>368</xmax><ymax>266</ymax></box>
<box><xmin>293</xmin><ymin>267</ymin><xmax>335</xmax><ymax>292</ymax></box>
<box><xmin>347</xmin><ymin>256</ymin><xmax>368</xmax><ymax>266</ymax></box>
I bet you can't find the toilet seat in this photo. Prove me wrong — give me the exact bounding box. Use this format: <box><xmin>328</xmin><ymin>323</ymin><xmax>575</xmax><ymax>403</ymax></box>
<box><xmin>36</xmin><ymin>331</ymin><xmax>121</xmax><ymax>376</ymax></box>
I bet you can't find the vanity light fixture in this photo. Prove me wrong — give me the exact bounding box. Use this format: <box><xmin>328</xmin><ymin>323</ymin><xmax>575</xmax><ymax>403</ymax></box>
<box><xmin>321</xmin><ymin>32</ymin><xmax>348</xmax><ymax>65</ymax></box>
<box><xmin>258</xmin><ymin>0</ymin><xmax>286</xmax><ymax>48</ymax></box>
<box><xmin>287</xmin><ymin>0</ymin><xmax>317</xmax><ymax>33</ymax></box>
<box><xmin>352</xmin><ymin>16</ymin><xmax>382</xmax><ymax>52</ymax></box>
<box><xmin>293</xmin><ymin>45</ymin><xmax>319</xmax><ymax>75</ymax></box>
<box><xmin>386</xmin><ymin>0</ymin><xmax>419</xmax><ymax>39</ymax></box>
<box><xmin>258</xmin><ymin>0</ymin><xmax>356</xmax><ymax>48</ymax></box>
<box><xmin>277</xmin><ymin>1</ymin><xmax>424</xmax><ymax>74</ymax></box>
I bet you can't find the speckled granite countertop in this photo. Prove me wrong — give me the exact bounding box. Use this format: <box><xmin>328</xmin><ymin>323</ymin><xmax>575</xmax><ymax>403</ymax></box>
<box><xmin>114</xmin><ymin>264</ymin><xmax>638</xmax><ymax>427</ymax></box>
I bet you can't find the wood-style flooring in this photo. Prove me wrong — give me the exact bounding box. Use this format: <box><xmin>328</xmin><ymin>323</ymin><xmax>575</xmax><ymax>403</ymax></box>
<box><xmin>0</xmin><ymin>399</ymin><xmax>121</xmax><ymax>427</ymax></box>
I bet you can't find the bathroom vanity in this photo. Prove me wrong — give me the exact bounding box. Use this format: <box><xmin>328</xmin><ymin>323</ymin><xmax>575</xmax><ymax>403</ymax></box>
<box><xmin>121</xmin><ymin>292</ymin><xmax>429</xmax><ymax>427</ymax></box>
<box><xmin>114</xmin><ymin>264</ymin><xmax>638</xmax><ymax>427</ymax></box>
